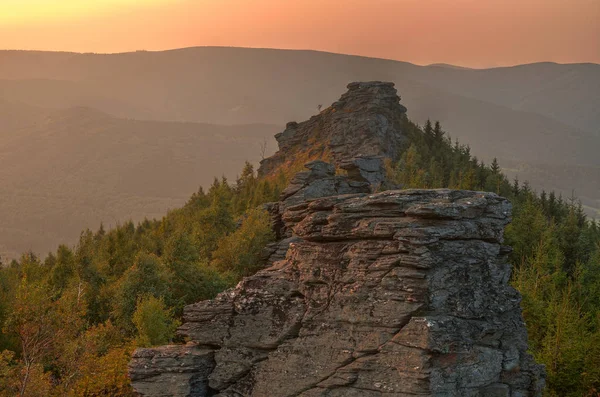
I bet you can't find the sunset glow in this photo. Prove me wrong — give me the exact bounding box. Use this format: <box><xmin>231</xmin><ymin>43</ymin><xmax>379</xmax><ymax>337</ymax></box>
<box><xmin>0</xmin><ymin>0</ymin><xmax>166</xmax><ymax>23</ymax></box>
<box><xmin>1</xmin><ymin>0</ymin><xmax>598</xmax><ymax>67</ymax></box>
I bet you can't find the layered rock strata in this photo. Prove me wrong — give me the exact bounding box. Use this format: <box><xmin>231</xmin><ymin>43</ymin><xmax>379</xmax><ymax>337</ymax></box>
<box><xmin>129</xmin><ymin>82</ymin><xmax>544</xmax><ymax>396</ymax></box>
<box><xmin>130</xmin><ymin>187</ymin><xmax>544</xmax><ymax>396</ymax></box>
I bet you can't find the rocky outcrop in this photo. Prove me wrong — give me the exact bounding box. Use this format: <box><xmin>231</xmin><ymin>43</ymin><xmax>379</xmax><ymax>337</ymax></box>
<box><xmin>128</xmin><ymin>82</ymin><xmax>545</xmax><ymax>396</ymax></box>
<box><xmin>174</xmin><ymin>189</ymin><xmax>544</xmax><ymax>397</ymax></box>
<box><xmin>259</xmin><ymin>158</ymin><xmax>378</xmax><ymax>268</ymax></box>
<box><xmin>258</xmin><ymin>82</ymin><xmax>407</xmax><ymax>179</ymax></box>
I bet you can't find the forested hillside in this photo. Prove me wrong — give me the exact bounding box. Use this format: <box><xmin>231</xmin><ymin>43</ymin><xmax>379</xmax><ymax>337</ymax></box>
<box><xmin>0</xmin><ymin>116</ymin><xmax>599</xmax><ymax>396</ymax></box>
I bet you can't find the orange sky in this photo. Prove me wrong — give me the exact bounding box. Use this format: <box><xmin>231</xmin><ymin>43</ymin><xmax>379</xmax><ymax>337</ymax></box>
<box><xmin>0</xmin><ymin>0</ymin><xmax>598</xmax><ymax>67</ymax></box>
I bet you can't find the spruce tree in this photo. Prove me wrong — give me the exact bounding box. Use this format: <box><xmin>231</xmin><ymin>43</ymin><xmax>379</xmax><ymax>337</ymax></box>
<box><xmin>512</xmin><ymin>177</ymin><xmax>520</xmax><ymax>197</ymax></box>
<box><xmin>423</xmin><ymin>119</ymin><xmax>434</xmax><ymax>145</ymax></box>
<box><xmin>433</xmin><ymin>121</ymin><xmax>444</xmax><ymax>142</ymax></box>
<box><xmin>490</xmin><ymin>158</ymin><xmax>500</xmax><ymax>174</ymax></box>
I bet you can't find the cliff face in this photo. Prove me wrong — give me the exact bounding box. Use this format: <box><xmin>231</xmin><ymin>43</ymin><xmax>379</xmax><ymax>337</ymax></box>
<box><xmin>129</xmin><ymin>82</ymin><xmax>545</xmax><ymax>397</ymax></box>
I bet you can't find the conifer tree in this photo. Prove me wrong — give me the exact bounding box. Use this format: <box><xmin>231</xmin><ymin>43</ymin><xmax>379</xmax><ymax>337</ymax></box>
<box><xmin>512</xmin><ymin>177</ymin><xmax>520</xmax><ymax>197</ymax></box>
<box><xmin>423</xmin><ymin>119</ymin><xmax>435</xmax><ymax>145</ymax></box>
<box><xmin>433</xmin><ymin>121</ymin><xmax>444</xmax><ymax>143</ymax></box>
<box><xmin>490</xmin><ymin>158</ymin><xmax>500</xmax><ymax>174</ymax></box>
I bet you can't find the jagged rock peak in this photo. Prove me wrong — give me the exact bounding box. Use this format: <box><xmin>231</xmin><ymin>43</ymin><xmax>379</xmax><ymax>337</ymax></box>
<box><xmin>258</xmin><ymin>81</ymin><xmax>408</xmax><ymax>179</ymax></box>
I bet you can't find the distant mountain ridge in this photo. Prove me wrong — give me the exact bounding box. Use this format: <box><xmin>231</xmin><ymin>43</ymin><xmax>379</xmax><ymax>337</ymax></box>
<box><xmin>427</xmin><ymin>63</ymin><xmax>474</xmax><ymax>70</ymax></box>
<box><xmin>1</xmin><ymin>47</ymin><xmax>598</xmax><ymax>132</ymax></box>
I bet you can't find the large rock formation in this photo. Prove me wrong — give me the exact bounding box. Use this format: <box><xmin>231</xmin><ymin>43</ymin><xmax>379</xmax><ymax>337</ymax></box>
<box><xmin>129</xmin><ymin>82</ymin><xmax>544</xmax><ymax>397</ymax></box>
<box><xmin>257</xmin><ymin>81</ymin><xmax>408</xmax><ymax>185</ymax></box>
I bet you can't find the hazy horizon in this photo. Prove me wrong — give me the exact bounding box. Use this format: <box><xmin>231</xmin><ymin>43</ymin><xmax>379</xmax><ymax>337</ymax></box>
<box><xmin>1</xmin><ymin>0</ymin><xmax>599</xmax><ymax>68</ymax></box>
<box><xmin>2</xmin><ymin>45</ymin><xmax>600</xmax><ymax>69</ymax></box>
